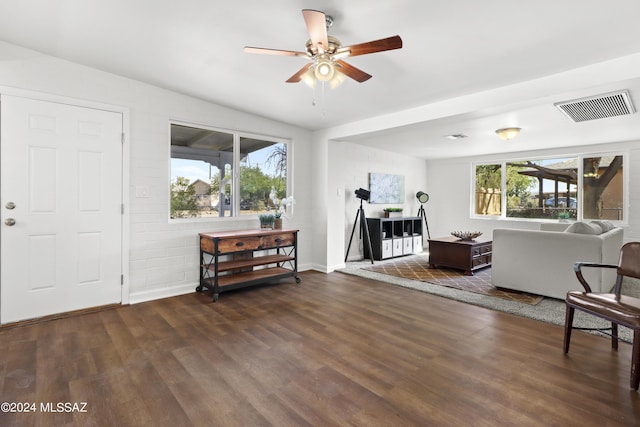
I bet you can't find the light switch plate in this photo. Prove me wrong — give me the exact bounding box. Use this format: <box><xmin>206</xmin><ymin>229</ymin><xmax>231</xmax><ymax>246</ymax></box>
<box><xmin>135</xmin><ymin>186</ymin><xmax>149</xmax><ymax>198</ymax></box>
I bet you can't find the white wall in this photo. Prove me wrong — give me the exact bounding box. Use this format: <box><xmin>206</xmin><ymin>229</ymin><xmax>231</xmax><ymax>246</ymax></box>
<box><xmin>0</xmin><ymin>41</ymin><xmax>315</xmax><ymax>303</ymax></box>
<box><xmin>426</xmin><ymin>141</ymin><xmax>640</xmax><ymax>242</ymax></box>
<box><xmin>325</xmin><ymin>140</ymin><xmax>429</xmax><ymax>270</ymax></box>
<box><xmin>1</xmin><ymin>40</ymin><xmax>637</xmax><ymax>305</ymax></box>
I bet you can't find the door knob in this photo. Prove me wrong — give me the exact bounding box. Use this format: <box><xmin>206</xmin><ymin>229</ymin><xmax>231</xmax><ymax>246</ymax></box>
<box><xmin>5</xmin><ymin>218</ymin><xmax>16</xmax><ymax>226</ymax></box>
<box><xmin>5</xmin><ymin>202</ymin><xmax>15</xmax><ymax>210</ymax></box>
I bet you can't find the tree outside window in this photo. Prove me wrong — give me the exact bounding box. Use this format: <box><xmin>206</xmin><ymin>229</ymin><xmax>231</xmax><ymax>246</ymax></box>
<box><xmin>475</xmin><ymin>164</ymin><xmax>502</xmax><ymax>216</ymax></box>
<box><xmin>582</xmin><ymin>156</ymin><xmax>624</xmax><ymax>221</ymax></box>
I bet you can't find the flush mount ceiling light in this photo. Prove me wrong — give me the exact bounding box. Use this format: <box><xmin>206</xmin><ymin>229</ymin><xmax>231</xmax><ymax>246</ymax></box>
<box><xmin>495</xmin><ymin>127</ymin><xmax>521</xmax><ymax>140</ymax></box>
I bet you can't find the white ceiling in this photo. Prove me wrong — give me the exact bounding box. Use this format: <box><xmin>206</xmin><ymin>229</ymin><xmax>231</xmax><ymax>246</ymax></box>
<box><xmin>1</xmin><ymin>0</ymin><xmax>639</xmax><ymax>159</ymax></box>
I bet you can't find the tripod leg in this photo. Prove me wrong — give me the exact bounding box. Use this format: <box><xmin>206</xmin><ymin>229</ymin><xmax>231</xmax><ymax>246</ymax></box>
<box><xmin>345</xmin><ymin>208</ymin><xmax>361</xmax><ymax>262</ymax></box>
<box><xmin>360</xmin><ymin>207</ymin><xmax>374</xmax><ymax>264</ymax></box>
<box><xmin>419</xmin><ymin>205</ymin><xmax>431</xmax><ymax>239</ymax></box>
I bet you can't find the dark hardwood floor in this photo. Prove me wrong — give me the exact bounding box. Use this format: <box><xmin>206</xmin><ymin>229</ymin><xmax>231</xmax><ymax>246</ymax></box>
<box><xmin>1</xmin><ymin>270</ymin><xmax>639</xmax><ymax>426</ymax></box>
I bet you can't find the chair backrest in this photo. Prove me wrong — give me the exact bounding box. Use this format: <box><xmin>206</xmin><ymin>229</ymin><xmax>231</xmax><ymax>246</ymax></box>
<box><xmin>618</xmin><ymin>242</ymin><xmax>640</xmax><ymax>280</ymax></box>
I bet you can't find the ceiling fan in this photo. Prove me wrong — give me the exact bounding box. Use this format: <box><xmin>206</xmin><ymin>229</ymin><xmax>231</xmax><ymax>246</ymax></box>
<box><xmin>244</xmin><ymin>9</ymin><xmax>403</xmax><ymax>88</ymax></box>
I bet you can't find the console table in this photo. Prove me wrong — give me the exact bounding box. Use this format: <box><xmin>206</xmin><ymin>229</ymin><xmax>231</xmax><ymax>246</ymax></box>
<box><xmin>198</xmin><ymin>228</ymin><xmax>300</xmax><ymax>301</ymax></box>
<box><xmin>428</xmin><ymin>236</ymin><xmax>492</xmax><ymax>275</ymax></box>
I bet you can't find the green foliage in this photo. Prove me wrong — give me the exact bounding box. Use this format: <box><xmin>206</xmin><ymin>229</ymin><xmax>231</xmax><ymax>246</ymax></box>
<box><xmin>383</xmin><ymin>207</ymin><xmax>403</xmax><ymax>212</ymax></box>
<box><xmin>171</xmin><ymin>177</ymin><xmax>198</xmax><ymax>218</ymax></box>
<box><xmin>475</xmin><ymin>164</ymin><xmax>501</xmax><ymax>189</ymax></box>
<box><xmin>258</xmin><ymin>214</ymin><xmax>275</xmax><ymax>226</ymax></box>
<box><xmin>557</xmin><ymin>211</ymin><xmax>572</xmax><ymax>219</ymax></box>
<box><xmin>506</xmin><ymin>164</ymin><xmax>536</xmax><ymax>209</ymax></box>
<box><xmin>240</xmin><ymin>165</ymin><xmax>271</xmax><ymax>196</ymax></box>
<box><xmin>239</xmin><ymin>165</ymin><xmax>287</xmax><ymax>211</ymax></box>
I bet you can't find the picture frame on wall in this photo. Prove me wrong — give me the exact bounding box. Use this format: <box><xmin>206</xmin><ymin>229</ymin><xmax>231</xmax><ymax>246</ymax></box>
<box><xmin>369</xmin><ymin>173</ymin><xmax>405</xmax><ymax>204</ymax></box>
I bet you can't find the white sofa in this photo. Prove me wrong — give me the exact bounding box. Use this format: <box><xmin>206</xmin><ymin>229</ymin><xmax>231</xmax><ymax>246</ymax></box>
<box><xmin>491</xmin><ymin>222</ymin><xmax>624</xmax><ymax>300</ymax></box>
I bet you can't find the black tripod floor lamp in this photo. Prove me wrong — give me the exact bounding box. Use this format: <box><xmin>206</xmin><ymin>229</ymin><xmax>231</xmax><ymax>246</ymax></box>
<box><xmin>416</xmin><ymin>191</ymin><xmax>431</xmax><ymax>239</ymax></box>
<box><xmin>345</xmin><ymin>188</ymin><xmax>374</xmax><ymax>264</ymax></box>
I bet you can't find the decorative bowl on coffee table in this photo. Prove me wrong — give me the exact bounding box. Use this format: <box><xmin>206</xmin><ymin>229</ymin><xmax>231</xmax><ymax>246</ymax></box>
<box><xmin>451</xmin><ymin>231</ymin><xmax>483</xmax><ymax>241</ymax></box>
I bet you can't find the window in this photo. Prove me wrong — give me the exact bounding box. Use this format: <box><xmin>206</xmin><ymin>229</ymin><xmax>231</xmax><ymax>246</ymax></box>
<box><xmin>582</xmin><ymin>156</ymin><xmax>624</xmax><ymax>221</ymax></box>
<box><xmin>474</xmin><ymin>164</ymin><xmax>502</xmax><ymax>216</ymax></box>
<box><xmin>473</xmin><ymin>154</ymin><xmax>625</xmax><ymax>222</ymax></box>
<box><xmin>170</xmin><ymin>123</ymin><xmax>290</xmax><ymax>219</ymax></box>
<box><xmin>505</xmin><ymin>158</ymin><xmax>578</xmax><ymax>220</ymax></box>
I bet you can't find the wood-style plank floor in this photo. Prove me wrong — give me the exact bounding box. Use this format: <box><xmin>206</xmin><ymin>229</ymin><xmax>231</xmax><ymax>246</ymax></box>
<box><xmin>1</xmin><ymin>271</ymin><xmax>639</xmax><ymax>426</ymax></box>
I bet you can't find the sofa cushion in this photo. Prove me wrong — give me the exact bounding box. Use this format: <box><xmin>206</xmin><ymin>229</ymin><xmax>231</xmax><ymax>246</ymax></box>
<box><xmin>591</xmin><ymin>220</ymin><xmax>616</xmax><ymax>232</ymax></box>
<box><xmin>539</xmin><ymin>222</ymin><xmax>570</xmax><ymax>232</ymax></box>
<box><xmin>565</xmin><ymin>221</ymin><xmax>602</xmax><ymax>235</ymax></box>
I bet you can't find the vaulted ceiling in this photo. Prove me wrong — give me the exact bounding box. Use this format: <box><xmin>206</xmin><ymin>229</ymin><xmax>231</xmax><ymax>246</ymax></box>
<box><xmin>1</xmin><ymin>0</ymin><xmax>639</xmax><ymax>158</ymax></box>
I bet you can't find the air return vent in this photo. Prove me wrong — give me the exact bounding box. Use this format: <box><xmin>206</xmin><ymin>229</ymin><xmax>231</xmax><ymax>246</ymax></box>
<box><xmin>554</xmin><ymin>90</ymin><xmax>635</xmax><ymax>122</ymax></box>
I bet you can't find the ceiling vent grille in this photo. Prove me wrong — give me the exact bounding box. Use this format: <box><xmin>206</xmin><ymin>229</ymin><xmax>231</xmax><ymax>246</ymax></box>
<box><xmin>554</xmin><ymin>90</ymin><xmax>636</xmax><ymax>122</ymax></box>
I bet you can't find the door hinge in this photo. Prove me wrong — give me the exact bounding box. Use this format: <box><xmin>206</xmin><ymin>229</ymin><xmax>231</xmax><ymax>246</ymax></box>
<box><xmin>121</xmin><ymin>274</ymin><xmax>124</xmax><ymax>285</ymax></box>
<box><xmin>121</xmin><ymin>204</ymin><xmax>125</xmax><ymax>214</ymax></box>
<box><xmin>121</xmin><ymin>133</ymin><xmax>125</xmax><ymax>144</ymax></box>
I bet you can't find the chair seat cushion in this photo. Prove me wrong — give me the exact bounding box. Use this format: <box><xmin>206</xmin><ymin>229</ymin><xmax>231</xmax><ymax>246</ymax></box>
<box><xmin>566</xmin><ymin>292</ymin><xmax>640</xmax><ymax>329</ymax></box>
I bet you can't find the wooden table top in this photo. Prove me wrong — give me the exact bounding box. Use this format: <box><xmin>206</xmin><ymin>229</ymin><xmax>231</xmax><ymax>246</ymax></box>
<box><xmin>428</xmin><ymin>236</ymin><xmax>491</xmax><ymax>245</ymax></box>
<box><xmin>199</xmin><ymin>228</ymin><xmax>299</xmax><ymax>239</ymax></box>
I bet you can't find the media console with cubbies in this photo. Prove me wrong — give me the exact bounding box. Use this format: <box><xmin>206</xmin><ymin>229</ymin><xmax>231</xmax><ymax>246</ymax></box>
<box><xmin>364</xmin><ymin>217</ymin><xmax>424</xmax><ymax>260</ymax></box>
<box><xmin>198</xmin><ymin>228</ymin><xmax>300</xmax><ymax>302</ymax></box>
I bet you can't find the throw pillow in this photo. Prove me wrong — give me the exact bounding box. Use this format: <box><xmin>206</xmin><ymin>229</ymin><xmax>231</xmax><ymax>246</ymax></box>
<box><xmin>564</xmin><ymin>221</ymin><xmax>602</xmax><ymax>235</ymax></box>
<box><xmin>590</xmin><ymin>220</ymin><xmax>615</xmax><ymax>232</ymax></box>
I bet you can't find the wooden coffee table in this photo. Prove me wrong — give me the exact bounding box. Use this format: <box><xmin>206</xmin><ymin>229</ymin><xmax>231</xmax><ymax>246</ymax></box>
<box><xmin>428</xmin><ymin>236</ymin><xmax>492</xmax><ymax>275</ymax></box>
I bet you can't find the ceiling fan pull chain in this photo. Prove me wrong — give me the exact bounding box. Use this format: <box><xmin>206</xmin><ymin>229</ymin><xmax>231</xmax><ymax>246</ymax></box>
<box><xmin>321</xmin><ymin>82</ymin><xmax>327</xmax><ymax>117</ymax></box>
<box><xmin>311</xmin><ymin>80</ymin><xmax>318</xmax><ymax>106</ymax></box>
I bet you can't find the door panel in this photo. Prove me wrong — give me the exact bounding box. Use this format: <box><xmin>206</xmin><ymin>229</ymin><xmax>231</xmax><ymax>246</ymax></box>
<box><xmin>1</xmin><ymin>94</ymin><xmax>123</xmax><ymax>323</ymax></box>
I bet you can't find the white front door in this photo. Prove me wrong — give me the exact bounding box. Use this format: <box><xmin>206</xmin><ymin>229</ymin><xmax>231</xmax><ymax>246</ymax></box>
<box><xmin>1</xmin><ymin>94</ymin><xmax>123</xmax><ymax>324</ymax></box>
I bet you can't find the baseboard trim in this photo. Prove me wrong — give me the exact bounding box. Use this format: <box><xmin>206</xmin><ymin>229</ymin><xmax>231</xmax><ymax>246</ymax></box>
<box><xmin>129</xmin><ymin>283</ymin><xmax>196</xmax><ymax>305</ymax></box>
<box><xmin>0</xmin><ymin>303</ymin><xmax>122</xmax><ymax>329</ymax></box>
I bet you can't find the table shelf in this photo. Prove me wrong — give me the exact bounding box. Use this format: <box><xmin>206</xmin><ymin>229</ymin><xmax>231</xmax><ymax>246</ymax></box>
<box><xmin>202</xmin><ymin>267</ymin><xmax>296</xmax><ymax>288</ymax></box>
<box><xmin>203</xmin><ymin>254</ymin><xmax>296</xmax><ymax>273</ymax></box>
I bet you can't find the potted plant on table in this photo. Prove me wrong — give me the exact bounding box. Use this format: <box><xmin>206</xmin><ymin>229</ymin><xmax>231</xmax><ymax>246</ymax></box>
<box><xmin>258</xmin><ymin>213</ymin><xmax>275</xmax><ymax>229</ymax></box>
<box><xmin>383</xmin><ymin>207</ymin><xmax>403</xmax><ymax>218</ymax></box>
<box><xmin>558</xmin><ymin>210</ymin><xmax>571</xmax><ymax>222</ymax></box>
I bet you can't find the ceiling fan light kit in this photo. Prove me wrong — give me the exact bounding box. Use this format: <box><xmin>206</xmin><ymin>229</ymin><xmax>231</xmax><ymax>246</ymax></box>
<box><xmin>314</xmin><ymin>57</ymin><xmax>335</xmax><ymax>81</ymax></box>
<box><xmin>244</xmin><ymin>9</ymin><xmax>403</xmax><ymax>90</ymax></box>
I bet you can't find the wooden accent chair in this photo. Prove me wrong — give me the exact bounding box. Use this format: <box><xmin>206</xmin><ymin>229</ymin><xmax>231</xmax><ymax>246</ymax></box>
<box><xmin>564</xmin><ymin>242</ymin><xmax>640</xmax><ymax>390</ymax></box>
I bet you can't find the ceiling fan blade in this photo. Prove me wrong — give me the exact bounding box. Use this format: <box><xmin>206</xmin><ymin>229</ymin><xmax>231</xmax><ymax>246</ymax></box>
<box><xmin>335</xmin><ymin>60</ymin><xmax>372</xmax><ymax>83</ymax></box>
<box><xmin>336</xmin><ymin>35</ymin><xmax>403</xmax><ymax>57</ymax></box>
<box><xmin>286</xmin><ymin>63</ymin><xmax>313</xmax><ymax>83</ymax></box>
<box><xmin>302</xmin><ymin>9</ymin><xmax>329</xmax><ymax>54</ymax></box>
<box><xmin>244</xmin><ymin>46</ymin><xmax>308</xmax><ymax>57</ymax></box>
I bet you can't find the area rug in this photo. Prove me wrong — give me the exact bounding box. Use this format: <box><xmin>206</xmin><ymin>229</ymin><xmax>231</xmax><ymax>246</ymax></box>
<box><xmin>362</xmin><ymin>255</ymin><xmax>543</xmax><ymax>305</ymax></box>
<box><xmin>337</xmin><ymin>254</ymin><xmax>633</xmax><ymax>341</ymax></box>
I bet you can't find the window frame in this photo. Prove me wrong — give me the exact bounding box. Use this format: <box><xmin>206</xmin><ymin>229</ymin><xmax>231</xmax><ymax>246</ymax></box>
<box><xmin>471</xmin><ymin>151</ymin><xmax>628</xmax><ymax>224</ymax></box>
<box><xmin>169</xmin><ymin>120</ymin><xmax>293</xmax><ymax>222</ymax></box>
